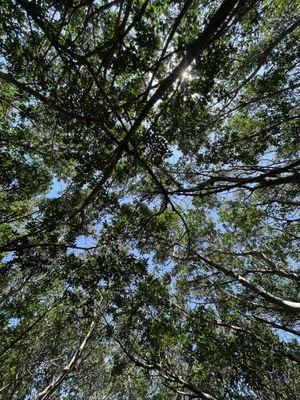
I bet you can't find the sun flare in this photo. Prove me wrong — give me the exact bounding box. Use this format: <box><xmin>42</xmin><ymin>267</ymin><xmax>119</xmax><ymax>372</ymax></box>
<box><xmin>181</xmin><ymin>69</ymin><xmax>190</xmax><ymax>80</ymax></box>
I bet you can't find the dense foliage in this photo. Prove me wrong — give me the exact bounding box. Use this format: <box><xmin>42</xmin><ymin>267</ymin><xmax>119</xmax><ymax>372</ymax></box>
<box><xmin>0</xmin><ymin>0</ymin><xmax>299</xmax><ymax>399</ymax></box>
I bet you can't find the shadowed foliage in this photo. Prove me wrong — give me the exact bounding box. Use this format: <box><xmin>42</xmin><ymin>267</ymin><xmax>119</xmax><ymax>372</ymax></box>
<box><xmin>0</xmin><ymin>1</ymin><xmax>299</xmax><ymax>399</ymax></box>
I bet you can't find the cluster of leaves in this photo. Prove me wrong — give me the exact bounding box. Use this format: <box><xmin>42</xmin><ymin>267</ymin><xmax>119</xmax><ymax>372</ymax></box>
<box><xmin>0</xmin><ymin>1</ymin><xmax>299</xmax><ymax>399</ymax></box>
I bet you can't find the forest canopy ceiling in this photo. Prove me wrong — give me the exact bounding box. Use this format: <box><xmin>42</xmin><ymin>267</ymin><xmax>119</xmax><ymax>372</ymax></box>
<box><xmin>0</xmin><ymin>0</ymin><xmax>299</xmax><ymax>399</ymax></box>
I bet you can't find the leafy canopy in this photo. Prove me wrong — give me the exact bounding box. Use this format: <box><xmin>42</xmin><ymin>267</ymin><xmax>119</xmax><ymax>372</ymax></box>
<box><xmin>0</xmin><ymin>0</ymin><xmax>299</xmax><ymax>399</ymax></box>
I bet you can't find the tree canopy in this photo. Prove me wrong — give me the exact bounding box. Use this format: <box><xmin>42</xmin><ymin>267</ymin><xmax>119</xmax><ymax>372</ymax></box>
<box><xmin>0</xmin><ymin>0</ymin><xmax>299</xmax><ymax>399</ymax></box>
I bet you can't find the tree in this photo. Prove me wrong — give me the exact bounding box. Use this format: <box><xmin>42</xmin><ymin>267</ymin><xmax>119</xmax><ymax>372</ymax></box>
<box><xmin>0</xmin><ymin>0</ymin><xmax>299</xmax><ymax>398</ymax></box>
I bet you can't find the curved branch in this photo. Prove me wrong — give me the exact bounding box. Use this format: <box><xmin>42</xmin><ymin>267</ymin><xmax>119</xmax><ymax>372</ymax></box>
<box><xmin>193</xmin><ymin>251</ymin><xmax>300</xmax><ymax>314</ymax></box>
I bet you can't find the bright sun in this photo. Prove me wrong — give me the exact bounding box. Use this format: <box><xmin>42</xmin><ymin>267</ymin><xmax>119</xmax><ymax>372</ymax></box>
<box><xmin>181</xmin><ymin>70</ymin><xmax>190</xmax><ymax>81</ymax></box>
